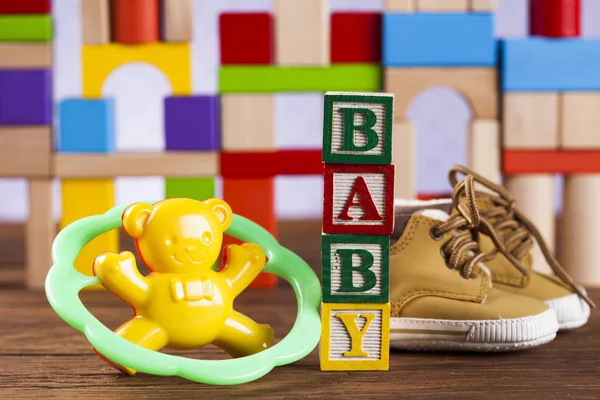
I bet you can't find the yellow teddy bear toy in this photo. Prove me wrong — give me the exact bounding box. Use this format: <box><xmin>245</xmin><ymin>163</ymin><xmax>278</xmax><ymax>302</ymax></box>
<box><xmin>92</xmin><ymin>198</ymin><xmax>274</xmax><ymax>375</ymax></box>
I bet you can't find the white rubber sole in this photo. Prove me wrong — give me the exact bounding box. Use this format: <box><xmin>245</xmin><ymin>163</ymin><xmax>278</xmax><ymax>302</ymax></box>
<box><xmin>545</xmin><ymin>293</ymin><xmax>591</xmax><ymax>331</ymax></box>
<box><xmin>390</xmin><ymin>308</ymin><xmax>558</xmax><ymax>352</ymax></box>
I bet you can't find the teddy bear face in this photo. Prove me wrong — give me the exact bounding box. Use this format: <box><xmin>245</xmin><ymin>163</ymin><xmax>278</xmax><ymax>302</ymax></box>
<box><xmin>122</xmin><ymin>198</ymin><xmax>233</xmax><ymax>274</ymax></box>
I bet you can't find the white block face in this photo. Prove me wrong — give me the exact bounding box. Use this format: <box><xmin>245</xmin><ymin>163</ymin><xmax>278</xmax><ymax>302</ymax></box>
<box><xmin>328</xmin><ymin>308</ymin><xmax>383</xmax><ymax>361</ymax></box>
<box><xmin>329</xmin><ymin>243</ymin><xmax>383</xmax><ymax>296</ymax></box>
<box><xmin>332</xmin><ymin>172</ymin><xmax>387</xmax><ymax>226</ymax></box>
<box><xmin>330</xmin><ymin>100</ymin><xmax>388</xmax><ymax>157</ymax></box>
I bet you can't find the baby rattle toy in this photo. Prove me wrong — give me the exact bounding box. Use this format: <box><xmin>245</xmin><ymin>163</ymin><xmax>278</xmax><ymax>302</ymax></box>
<box><xmin>45</xmin><ymin>197</ymin><xmax>322</xmax><ymax>385</ymax></box>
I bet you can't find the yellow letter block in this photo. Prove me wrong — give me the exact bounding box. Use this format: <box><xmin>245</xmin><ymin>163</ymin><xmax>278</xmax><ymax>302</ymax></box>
<box><xmin>320</xmin><ymin>302</ymin><xmax>390</xmax><ymax>371</ymax></box>
<box><xmin>82</xmin><ymin>43</ymin><xmax>192</xmax><ymax>98</ymax></box>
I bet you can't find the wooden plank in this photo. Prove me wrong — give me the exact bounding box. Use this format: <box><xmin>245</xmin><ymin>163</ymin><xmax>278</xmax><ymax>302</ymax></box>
<box><xmin>53</xmin><ymin>152</ymin><xmax>219</xmax><ymax>178</ymax></box>
<box><xmin>503</xmin><ymin>93</ymin><xmax>560</xmax><ymax>149</ymax></box>
<box><xmin>417</xmin><ymin>0</ymin><xmax>469</xmax><ymax>11</ymax></box>
<box><xmin>25</xmin><ymin>179</ymin><xmax>55</xmax><ymax>290</ymax></box>
<box><xmin>393</xmin><ymin>121</ymin><xmax>416</xmax><ymax>199</ymax></box>
<box><xmin>81</xmin><ymin>0</ymin><xmax>110</xmax><ymax>44</ymax></box>
<box><xmin>274</xmin><ymin>0</ymin><xmax>329</xmax><ymax>66</ymax></box>
<box><xmin>162</xmin><ymin>0</ymin><xmax>192</xmax><ymax>42</ymax></box>
<box><xmin>468</xmin><ymin>119</ymin><xmax>501</xmax><ymax>184</ymax></box>
<box><xmin>220</xmin><ymin>150</ymin><xmax>323</xmax><ymax>178</ymax></box>
<box><xmin>0</xmin><ymin>126</ymin><xmax>52</xmax><ymax>178</ymax></box>
<box><xmin>221</xmin><ymin>94</ymin><xmax>276</xmax><ymax>151</ymax></box>
<box><xmin>560</xmin><ymin>93</ymin><xmax>600</xmax><ymax>149</ymax></box>
<box><xmin>504</xmin><ymin>150</ymin><xmax>600</xmax><ymax>173</ymax></box>
<box><xmin>470</xmin><ymin>0</ymin><xmax>497</xmax><ymax>11</ymax></box>
<box><xmin>384</xmin><ymin>67</ymin><xmax>497</xmax><ymax>119</ymax></box>
<box><xmin>0</xmin><ymin>43</ymin><xmax>51</xmax><ymax>68</ymax></box>
<box><xmin>385</xmin><ymin>0</ymin><xmax>416</xmax><ymax>11</ymax></box>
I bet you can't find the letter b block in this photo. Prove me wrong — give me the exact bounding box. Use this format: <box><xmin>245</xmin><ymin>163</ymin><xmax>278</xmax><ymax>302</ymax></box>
<box><xmin>322</xmin><ymin>234</ymin><xmax>389</xmax><ymax>303</ymax></box>
<box><xmin>322</xmin><ymin>92</ymin><xmax>394</xmax><ymax>165</ymax></box>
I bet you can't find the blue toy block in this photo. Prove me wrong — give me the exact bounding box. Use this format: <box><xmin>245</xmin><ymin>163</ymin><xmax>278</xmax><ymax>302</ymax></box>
<box><xmin>502</xmin><ymin>38</ymin><xmax>600</xmax><ymax>91</ymax></box>
<box><xmin>382</xmin><ymin>13</ymin><xmax>497</xmax><ymax>67</ymax></box>
<box><xmin>58</xmin><ymin>99</ymin><xmax>115</xmax><ymax>153</ymax></box>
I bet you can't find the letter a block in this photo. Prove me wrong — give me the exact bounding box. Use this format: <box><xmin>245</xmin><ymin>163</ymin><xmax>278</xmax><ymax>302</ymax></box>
<box><xmin>320</xmin><ymin>303</ymin><xmax>390</xmax><ymax>371</ymax></box>
<box><xmin>322</xmin><ymin>234</ymin><xmax>389</xmax><ymax>303</ymax></box>
<box><xmin>322</xmin><ymin>92</ymin><xmax>394</xmax><ymax>165</ymax></box>
<box><xmin>323</xmin><ymin>164</ymin><xmax>395</xmax><ymax>235</ymax></box>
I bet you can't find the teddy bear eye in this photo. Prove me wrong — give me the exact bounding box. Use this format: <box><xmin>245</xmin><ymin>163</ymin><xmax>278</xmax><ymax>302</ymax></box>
<box><xmin>201</xmin><ymin>231</ymin><xmax>213</xmax><ymax>244</ymax></box>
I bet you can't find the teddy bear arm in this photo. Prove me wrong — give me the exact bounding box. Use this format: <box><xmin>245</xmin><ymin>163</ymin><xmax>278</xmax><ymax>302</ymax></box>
<box><xmin>94</xmin><ymin>251</ymin><xmax>149</xmax><ymax>307</ymax></box>
<box><xmin>220</xmin><ymin>243</ymin><xmax>266</xmax><ymax>297</ymax></box>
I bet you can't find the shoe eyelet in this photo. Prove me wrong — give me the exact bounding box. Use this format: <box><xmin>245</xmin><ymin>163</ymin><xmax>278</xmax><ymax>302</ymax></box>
<box><xmin>430</xmin><ymin>228</ymin><xmax>443</xmax><ymax>241</ymax></box>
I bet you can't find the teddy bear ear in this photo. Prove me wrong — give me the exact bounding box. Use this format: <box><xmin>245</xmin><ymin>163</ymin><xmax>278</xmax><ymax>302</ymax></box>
<box><xmin>204</xmin><ymin>198</ymin><xmax>233</xmax><ymax>231</ymax></box>
<box><xmin>122</xmin><ymin>202</ymin><xmax>153</xmax><ymax>239</ymax></box>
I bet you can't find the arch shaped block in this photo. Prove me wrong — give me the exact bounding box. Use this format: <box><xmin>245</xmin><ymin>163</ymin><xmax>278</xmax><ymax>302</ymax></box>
<box><xmin>82</xmin><ymin>43</ymin><xmax>192</xmax><ymax>98</ymax></box>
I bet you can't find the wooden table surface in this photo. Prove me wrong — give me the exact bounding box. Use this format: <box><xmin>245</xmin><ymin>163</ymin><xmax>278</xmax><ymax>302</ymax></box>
<box><xmin>1</xmin><ymin>221</ymin><xmax>599</xmax><ymax>399</ymax></box>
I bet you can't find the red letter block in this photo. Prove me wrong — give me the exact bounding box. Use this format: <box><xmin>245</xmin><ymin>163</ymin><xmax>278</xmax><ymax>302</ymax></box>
<box><xmin>530</xmin><ymin>0</ymin><xmax>580</xmax><ymax>37</ymax></box>
<box><xmin>323</xmin><ymin>164</ymin><xmax>395</xmax><ymax>235</ymax></box>
<box><xmin>331</xmin><ymin>13</ymin><xmax>382</xmax><ymax>63</ymax></box>
<box><xmin>219</xmin><ymin>13</ymin><xmax>273</xmax><ymax>65</ymax></box>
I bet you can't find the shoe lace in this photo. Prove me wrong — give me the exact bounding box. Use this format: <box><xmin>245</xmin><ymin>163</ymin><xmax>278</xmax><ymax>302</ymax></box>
<box><xmin>448</xmin><ymin>165</ymin><xmax>596</xmax><ymax>309</ymax></box>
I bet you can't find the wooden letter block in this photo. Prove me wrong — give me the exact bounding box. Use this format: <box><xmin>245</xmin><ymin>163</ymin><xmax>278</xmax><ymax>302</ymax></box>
<box><xmin>417</xmin><ymin>0</ymin><xmax>469</xmax><ymax>12</ymax></box>
<box><xmin>221</xmin><ymin>94</ymin><xmax>275</xmax><ymax>151</ymax></box>
<box><xmin>503</xmin><ymin>93</ymin><xmax>559</xmax><ymax>149</ymax></box>
<box><xmin>470</xmin><ymin>0</ymin><xmax>497</xmax><ymax>12</ymax></box>
<box><xmin>274</xmin><ymin>0</ymin><xmax>329</xmax><ymax>66</ymax></box>
<box><xmin>560</xmin><ymin>93</ymin><xmax>600</xmax><ymax>149</ymax></box>
<box><xmin>468</xmin><ymin>119</ymin><xmax>501</xmax><ymax>184</ymax></box>
<box><xmin>322</xmin><ymin>234</ymin><xmax>389</xmax><ymax>303</ymax></box>
<box><xmin>393</xmin><ymin>120</ymin><xmax>416</xmax><ymax>199</ymax></box>
<box><xmin>0</xmin><ymin>126</ymin><xmax>51</xmax><ymax>178</ymax></box>
<box><xmin>111</xmin><ymin>0</ymin><xmax>160</xmax><ymax>44</ymax></box>
<box><xmin>26</xmin><ymin>179</ymin><xmax>55</xmax><ymax>290</ymax></box>
<box><xmin>320</xmin><ymin>303</ymin><xmax>390</xmax><ymax>371</ymax></box>
<box><xmin>323</xmin><ymin>164</ymin><xmax>395</xmax><ymax>235</ymax></box>
<box><xmin>385</xmin><ymin>0</ymin><xmax>416</xmax><ymax>11</ymax></box>
<box><xmin>81</xmin><ymin>0</ymin><xmax>110</xmax><ymax>44</ymax></box>
<box><xmin>0</xmin><ymin>43</ymin><xmax>51</xmax><ymax>68</ymax></box>
<box><xmin>162</xmin><ymin>0</ymin><xmax>192</xmax><ymax>42</ymax></box>
<box><xmin>323</xmin><ymin>92</ymin><xmax>394</xmax><ymax>165</ymax></box>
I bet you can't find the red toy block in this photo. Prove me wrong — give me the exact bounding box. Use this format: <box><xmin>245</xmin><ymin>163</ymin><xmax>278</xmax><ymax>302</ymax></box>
<box><xmin>323</xmin><ymin>164</ymin><xmax>395</xmax><ymax>235</ymax></box>
<box><xmin>530</xmin><ymin>0</ymin><xmax>580</xmax><ymax>38</ymax></box>
<box><xmin>0</xmin><ymin>0</ymin><xmax>51</xmax><ymax>13</ymax></box>
<box><xmin>331</xmin><ymin>12</ymin><xmax>382</xmax><ymax>63</ymax></box>
<box><xmin>503</xmin><ymin>150</ymin><xmax>600</xmax><ymax>174</ymax></box>
<box><xmin>223</xmin><ymin>177</ymin><xmax>277</xmax><ymax>288</ymax></box>
<box><xmin>220</xmin><ymin>150</ymin><xmax>323</xmax><ymax>178</ymax></box>
<box><xmin>112</xmin><ymin>0</ymin><xmax>160</xmax><ymax>43</ymax></box>
<box><xmin>219</xmin><ymin>12</ymin><xmax>273</xmax><ymax>65</ymax></box>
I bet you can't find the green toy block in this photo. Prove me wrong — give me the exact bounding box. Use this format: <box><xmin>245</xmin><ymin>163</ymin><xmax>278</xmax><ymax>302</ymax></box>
<box><xmin>323</xmin><ymin>92</ymin><xmax>394</xmax><ymax>165</ymax></box>
<box><xmin>0</xmin><ymin>15</ymin><xmax>53</xmax><ymax>42</ymax></box>
<box><xmin>165</xmin><ymin>177</ymin><xmax>215</xmax><ymax>202</ymax></box>
<box><xmin>219</xmin><ymin>65</ymin><xmax>381</xmax><ymax>93</ymax></box>
<box><xmin>321</xmin><ymin>234</ymin><xmax>390</xmax><ymax>303</ymax></box>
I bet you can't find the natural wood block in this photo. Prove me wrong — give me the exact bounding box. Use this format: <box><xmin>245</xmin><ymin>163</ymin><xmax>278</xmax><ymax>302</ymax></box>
<box><xmin>53</xmin><ymin>152</ymin><xmax>219</xmax><ymax>178</ymax></box>
<box><xmin>323</xmin><ymin>164</ymin><xmax>395</xmax><ymax>235</ymax></box>
<box><xmin>384</xmin><ymin>67</ymin><xmax>497</xmax><ymax>119</ymax></box>
<box><xmin>470</xmin><ymin>0</ymin><xmax>497</xmax><ymax>11</ymax></box>
<box><xmin>393</xmin><ymin>121</ymin><xmax>416</xmax><ymax>199</ymax></box>
<box><xmin>320</xmin><ymin>302</ymin><xmax>390</xmax><ymax>371</ymax></box>
<box><xmin>323</xmin><ymin>92</ymin><xmax>394</xmax><ymax>165</ymax></box>
<box><xmin>469</xmin><ymin>119</ymin><xmax>501</xmax><ymax>184</ymax></box>
<box><xmin>560</xmin><ymin>93</ymin><xmax>600</xmax><ymax>149</ymax></box>
<box><xmin>162</xmin><ymin>0</ymin><xmax>192</xmax><ymax>42</ymax></box>
<box><xmin>81</xmin><ymin>0</ymin><xmax>110</xmax><ymax>44</ymax></box>
<box><xmin>503</xmin><ymin>93</ymin><xmax>559</xmax><ymax>149</ymax></box>
<box><xmin>25</xmin><ymin>179</ymin><xmax>55</xmax><ymax>290</ymax></box>
<box><xmin>274</xmin><ymin>0</ymin><xmax>329</xmax><ymax>66</ymax></box>
<box><xmin>417</xmin><ymin>0</ymin><xmax>468</xmax><ymax>12</ymax></box>
<box><xmin>321</xmin><ymin>234</ymin><xmax>390</xmax><ymax>303</ymax></box>
<box><xmin>0</xmin><ymin>43</ymin><xmax>51</xmax><ymax>68</ymax></box>
<box><xmin>385</xmin><ymin>0</ymin><xmax>416</xmax><ymax>11</ymax></box>
<box><xmin>221</xmin><ymin>94</ymin><xmax>276</xmax><ymax>151</ymax></box>
<box><xmin>0</xmin><ymin>126</ymin><xmax>51</xmax><ymax>178</ymax></box>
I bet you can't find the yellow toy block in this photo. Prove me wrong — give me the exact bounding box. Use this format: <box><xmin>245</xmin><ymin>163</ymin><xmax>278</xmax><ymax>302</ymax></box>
<box><xmin>82</xmin><ymin>43</ymin><xmax>192</xmax><ymax>98</ymax></box>
<box><xmin>60</xmin><ymin>179</ymin><xmax>118</xmax><ymax>290</ymax></box>
<box><xmin>320</xmin><ymin>302</ymin><xmax>390</xmax><ymax>371</ymax></box>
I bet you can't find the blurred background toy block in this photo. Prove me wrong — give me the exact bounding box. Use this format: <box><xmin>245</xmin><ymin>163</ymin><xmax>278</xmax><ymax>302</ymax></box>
<box><xmin>25</xmin><ymin>178</ymin><xmax>54</xmax><ymax>289</ymax></box>
<box><xmin>57</xmin><ymin>99</ymin><xmax>115</xmax><ymax>153</ymax></box>
<box><xmin>220</xmin><ymin>150</ymin><xmax>323</xmax><ymax>178</ymax></box>
<box><xmin>469</xmin><ymin>0</ymin><xmax>497</xmax><ymax>12</ymax></box>
<box><xmin>165</xmin><ymin>177</ymin><xmax>215</xmax><ymax>202</ymax></box>
<box><xmin>468</xmin><ymin>119</ymin><xmax>501</xmax><ymax>184</ymax></box>
<box><xmin>0</xmin><ymin>0</ymin><xmax>51</xmax><ymax>14</ymax></box>
<box><xmin>384</xmin><ymin>0</ymin><xmax>415</xmax><ymax>11</ymax></box>
<box><xmin>392</xmin><ymin>121</ymin><xmax>416</xmax><ymax>199</ymax></box>
<box><xmin>161</xmin><ymin>0</ymin><xmax>192</xmax><ymax>43</ymax></box>
<box><xmin>221</xmin><ymin>94</ymin><xmax>275</xmax><ymax>151</ymax></box>
<box><xmin>503</xmin><ymin>150</ymin><xmax>600</xmax><ymax>174</ymax></box>
<box><xmin>530</xmin><ymin>0</ymin><xmax>580</xmax><ymax>37</ymax></box>
<box><xmin>0</xmin><ymin>43</ymin><xmax>52</xmax><ymax>68</ymax></box>
<box><xmin>81</xmin><ymin>0</ymin><xmax>110</xmax><ymax>45</ymax></box>
<box><xmin>219</xmin><ymin>12</ymin><xmax>273</xmax><ymax>65</ymax></box>
<box><xmin>559</xmin><ymin>93</ymin><xmax>600</xmax><ymax>149</ymax></box>
<box><xmin>0</xmin><ymin>14</ymin><xmax>52</xmax><ymax>41</ymax></box>
<box><xmin>416</xmin><ymin>0</ymin><xmax>468</xmax><ymax>12</ymax></box>
<box><xmin>0</xmin><ymin>126</ymin><xmax>51</xmax><ymax>178</ymax></box>
<box><xmin>0</xmin><ymin>69</ymin><xmax>51</xmax><ymax>125</ymax></box>
<box><xmin>164</xmin><ymin>95</ymin><xmax>220</xmax><ymax>151</ymax></box>
<box><xmin>331</xmin><ymin>12</ymin><xmax>381</xmax><ymax>63</ymax></box>
<box><xmin>111</xmin><ymin>0</ymin><xmax>159</xmax><ymax>44</ymax></box>
<box><xmin>502</xmin><ymin>93</ymin><xmax>559</xmax><ymax>149</ymax></box>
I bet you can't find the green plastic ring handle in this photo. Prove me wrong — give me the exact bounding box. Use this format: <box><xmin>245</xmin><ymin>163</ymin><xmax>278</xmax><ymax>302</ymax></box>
<box><xmin>45</xmin><ymin>202</ymin><xmax>322</xmax><ymax>385</ymax></box>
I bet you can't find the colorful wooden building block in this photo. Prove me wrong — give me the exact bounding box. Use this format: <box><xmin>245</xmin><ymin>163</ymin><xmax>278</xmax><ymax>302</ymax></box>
<box><xmin>503</xmin><ymin>150</ymin><xmax>600</xmax><ymax>174</ymax></box>
<box><xmin>220</xmin><ymin>150</ymin><xmax>323</xmax><ymax>178</ymax></box>
<box><xmin>382</xmin><ymin>13</ymin><xmax>496</xmax><ymax>67</ymax></box>
<box><xmin>165</xmin><ymin>177</ymin><xmax>215</xmax><ymax>201</ymax></box>
<box><xmin>0</xmin><ymin>14</ymin><xmax>52</xmax><ymax>41</ymax></box>
<box><xmin>323</xmin><ymin>92</ymin><xmax>394</xmax><ymax>165</ymax></box>
<box><xmin>0</xmin><ymin>69</ymin><xmax>51</xmax><ymax>125</ymax></box>
<box><xmin>219</xmin><ymin>13</ymin><xmax>273</xmax><ymax>65</ymax></box>
<box><xmin>26</xmin><ymin>178</ymin><xmax>55</xmax><ymax>289</ymax></box>
<box><xmin>503</xmin><ymin>93</ymin><xmax>559</xmax><ymax>149</ymax></box>
<box><xmin>0</xmin><ymin>43</ymin><xmax>52</xmax><ymax>68</ymax></box>
<box><xmin>530</xmin><ymin>0</ymin><xmax>580</xmax><ymax>38</ymax></box>
<box><xmin>560</xmin><ymin>93</ymin><xmax>600</xmax><ymax>149</ymax></box>
<box><xmin>81</xmin><ymin>0</ymin><xmax>111</xmax><ymax>44</ymax></box>
<box><xmin>417</xmin><ymin>0</ymin><xmax>468</xmax><ymax>12</ymax></box>
<box><xmin>162</xmin><ymin>0</ymin><xmax>193</xmax><ymax>42</ymax></box>
<box><xmin>57</xmin><ymin>99</ymin><xmax>115</xmax><ymax>153</ymax></box>
<box><xmin>322</xmin><ymin>234</ymin><xmax>389</xmax><ymax>303</ymax></box>
<box><xmin>392</xmin><ymin>121</ymin><xmax>416</xmax><ymax>199</ymax></box>
<box><xmin>164</xmin><ymin>95</ymin><xmax>219</xmax><ymax>151</ymax></box>
<box><xmin>111</xmin><ymin>0</ymin><xmax>160</xmax><ymax>44</ymax></box>
<box><xmin>323</xmin><ymin>164</ymin><xmax>395</xmax><ymax>235</ymax></box>
<box><xmin>274</xmin><ymin>0</ymin><xmax>329</xmax><ymax>66</ymax></box>
<box><xmin>320</xmin><ymin>303</ymin><xmax>390</xmax><ymax>371</ymax></box>
<box><xmin>501</xmin><ymin>38</ymin><xmax>600</xmax><ymax>91</ymax></box>
<box><xmin>470</xmin><ymin>0</ymin><xmax>496</xmax><ymax>11</ymax></box>
<box><xmin>221</xmin><ymin>94</ymin><xmax>275</xmax><ymax>152</ymax></box>
<box><xmin>331</xmin><ymin>13</ymin><xmax>381</xmax><ymax>63</ymax></box>
<box><xmin>385</xmin><ymin>0</ymin><xmax>415</xmax><ymax>11</ymax></box>
<box><xmin>0</xmin><ymin>0</ymin><xmax>51</xmax><ymax>13</ymax></box>
<box><xmin>0</xmin><ymin>126</ymin><xmax>51</xmax><ymax>177</ymax></box>
<box><xmin>469</xmin><ymin>119</ymin><xmax>501</xmax><ymax>184</ymax></box>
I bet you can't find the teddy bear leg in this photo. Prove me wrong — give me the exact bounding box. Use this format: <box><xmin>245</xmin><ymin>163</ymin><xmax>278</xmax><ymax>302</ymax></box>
<box><xmin>213</xmin><ymin>311</ymin><xmax>274</xmax><ymax>358</ymax></box>
<box><xmin>95</xmin><ymin>316</ymin><xmax>168</xmax><ymax>376</ymax></box>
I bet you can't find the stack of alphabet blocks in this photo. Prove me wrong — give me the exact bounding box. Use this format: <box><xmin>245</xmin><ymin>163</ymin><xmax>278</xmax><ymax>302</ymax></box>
<box><xmin>319</xmin><ymin>92</ymin><xmax>394</xmax><ymax>371</ymax></box>
<box><xmin>0</xmin><ymin>0</ymin><xmax>54</xmax><ymax>288</ymax></box>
